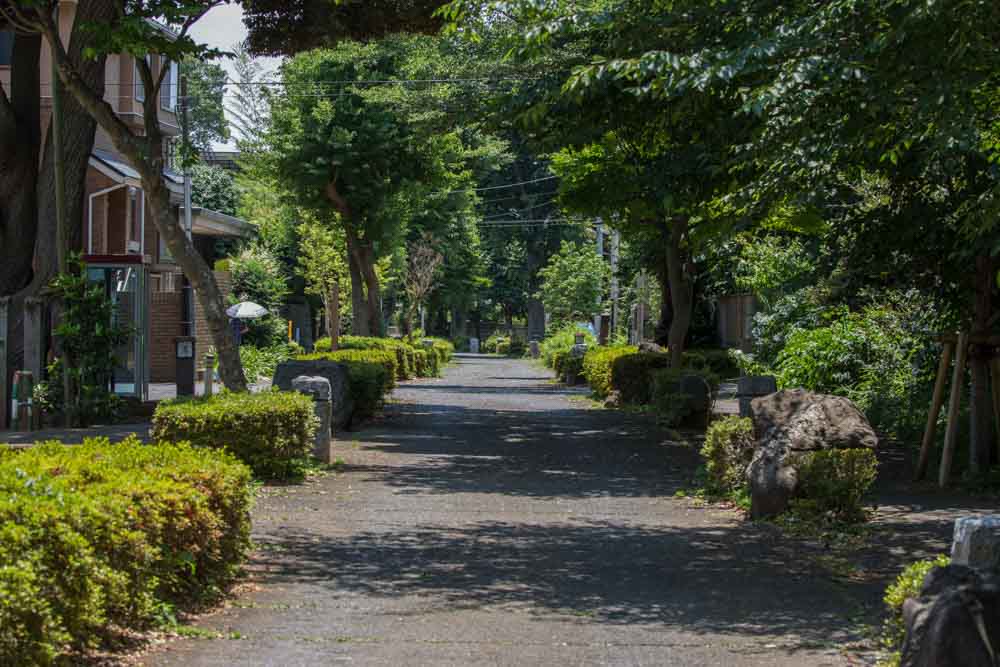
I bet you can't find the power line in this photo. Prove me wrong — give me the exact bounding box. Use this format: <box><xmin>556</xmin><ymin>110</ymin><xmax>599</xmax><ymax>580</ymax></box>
<box><xmin>481</xmin><ymin>197</ymin><xmax>561</xmax><ymax>219</ymax></box>
<box><xmin>431</xmin><ymin>175</ymin><xmax>557</xmax><ymax>196</ymax></box>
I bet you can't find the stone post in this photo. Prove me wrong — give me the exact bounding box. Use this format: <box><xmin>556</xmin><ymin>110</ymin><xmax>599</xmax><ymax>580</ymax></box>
<box><xmin>952</xmin><ymin>516</ymin><xmax>1000</xmax><ymax>571</ymax></box>
<box><xmin>469</xmin><ymin>337</ymin><xmax>480</xmax><ymax>354</ymax></box>
<box><xmin>737</xmin><ymin>375</ymin><xmax>777</xmax><ymax>417</ymax></box>
<box><xmin>529</xmin><ymin>339</ymin><xmax>540</xmax><ymax>359</ymax></box>
<box><xmin>0</xmin><ymin>297</ymin><xmax>8</xmax><ymax>429</ymax></box>
<box><xmin>292</xmin><ymin>375</ymin><xmax>333</xmax><ymax>463</ymax></box>
<box><xmin>203</xmin><ymin>352</ymin><xmax>215</xmax><ymax>398</ymax></box>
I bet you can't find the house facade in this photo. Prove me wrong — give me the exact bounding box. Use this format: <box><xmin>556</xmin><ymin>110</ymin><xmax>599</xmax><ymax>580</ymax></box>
<box><xmin>0</xmin><ymin>3</ymin><xmax>250</xmax><ymax>397</ymax></box>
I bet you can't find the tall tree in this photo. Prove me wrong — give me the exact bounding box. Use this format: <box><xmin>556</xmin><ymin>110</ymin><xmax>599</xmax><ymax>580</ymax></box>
<box><xmin>182</xmin><ymin>57</ymin><xmax>228</xmax><ymax>155</ymax></box>
<box><xmin>5</xmin><ymin>0</ymin><xmax>248</xmax><ymax>390</ymax></box>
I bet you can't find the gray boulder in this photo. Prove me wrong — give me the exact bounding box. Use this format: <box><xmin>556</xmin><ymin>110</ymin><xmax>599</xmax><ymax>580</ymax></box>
<box><xmin>273</xmin><ymin>360</ymin><xmax>354</xmax><ymax>430</ymax></box>
<box><xmin>746</xmin><ymin>389</ymin><xmax>877</xmax><ymax>518</ymax></box>
<box><xmin>952</xmin><ymin>516</ymin><xmax>1000</xmax><ymax>572</ymax></box>
<box><xmin>638</xmin><ymin>341</ymin><xmax>666</xmax><ymax>354</ymax></box>
<box><xmin>900</xmin><ymin>564</ymin><xmax>1000</xmax><ymax>667</ymax></box>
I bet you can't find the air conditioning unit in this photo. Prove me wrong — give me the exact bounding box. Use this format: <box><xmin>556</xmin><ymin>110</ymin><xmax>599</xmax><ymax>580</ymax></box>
<box><xmin>127</xmin><ymin>240</ymin><xmax>141</xmax><ymax>254</ymax></box>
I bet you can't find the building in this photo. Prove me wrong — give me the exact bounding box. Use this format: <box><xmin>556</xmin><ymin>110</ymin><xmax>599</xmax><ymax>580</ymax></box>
<box><xmin>0</xmin><ymin>4</ymin><xmax>251</xmax><ymax>399</ymax></box>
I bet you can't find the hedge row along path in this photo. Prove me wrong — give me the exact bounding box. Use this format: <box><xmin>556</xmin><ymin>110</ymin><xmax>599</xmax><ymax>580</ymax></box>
<box><xmin>147</xmin><ymin>354</ymin><xmax>987</xmax><ymax>666</ymax></box>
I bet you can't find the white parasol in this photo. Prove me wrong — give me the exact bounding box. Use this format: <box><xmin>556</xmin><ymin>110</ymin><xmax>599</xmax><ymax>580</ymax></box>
<box><xmin>226</xmin><ymin>301</ymin><xmax>269</xmax><ymax>319</ymax></box>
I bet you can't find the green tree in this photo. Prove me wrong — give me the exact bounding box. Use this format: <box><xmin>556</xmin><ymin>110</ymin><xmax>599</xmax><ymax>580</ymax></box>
<box><xmin>296</xmin><ymin>218</ymin><xmax>349</xmax><ymax>349</ymax></box>
<box><xmin>536</xmin><ymin>240</ymin><xmax>610</xmax><ymax>326</ymax></box>
<box><xmin>182</xmin><ymin>57</ymin><xmax>228</xmax><ymax>155</ymax></box>
<box><xmin>190</xmin><ymin>162</ymin><xmax>238</xmax><ymax>215</ymax></box>
<box><xmin>229</xmin><ymin>243</ymin><xmax>290</xmax><ymax>347</ymax></box>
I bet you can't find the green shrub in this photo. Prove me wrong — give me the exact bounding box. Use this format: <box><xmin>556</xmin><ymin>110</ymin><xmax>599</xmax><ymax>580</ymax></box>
<box><xmin>582</xmin><ymin>345</ymin><xmax>637</xmax><ymax>398</ymax></box>
<box><xmin>151</xmin><ymin>391</ymin><xmax>317</xmax><ymax>479</ymax></box>
<box><xmin>651</xmin><ymin>368</ymin><xmax>716</xmax><ymax>427</ymax></box>
<box><xmin>684</xmin><ymin>348</ymin><xmax>740</xmax><ymax>379</ymax></box>
<box><xmin>611</xmin><ymin>352</ymin><xmax>672</xmax><ymax>404</ymax></box>
<box><xmin>879</xmin><ymin>555</ymin><xmax>950</xmax><ymax>665</ymax></box>
<box><xmin>540</xmin><ymin>325</ymin><xmax>596</xmax><ymax>368</ymax></box>
<box><xmin>240</xmin><ymin>343</ymin><xmax>293</xmax><ymax>383</ymax></box>
<box><xmin>318</xmin><ymin>336</ymin><xmax>414</xmax><ymax>380</ymax></box>
<box><xmin>496</xmin><ymin>340</ymin><xmax>510</xmax><ymax>355</ymax></box>
<box><xmin>553</xmin><ymin>351</ymin><xmax>584</xmax><ymax>382</ymax></box>
<box><xmin>429</xmin><ymin>338</ymin><xmax>455</xmax><ymax>364</ymax></box>
<box><xmin>0</xmin><ymin>437</ymin><xmax>252</xmax><ymax>664</ymax></box>
<box><xmin>792</xmin><ymin>448</ymin><xmax>879</xmax><ymax>522</ymax></box>
<box><xmin>507</xmin><ymin>338</ymin><xmax>526</xmax><ymax>357</ymax></box>
<box><xmin>483</xmin><ymin>333</ymin><xmax>506</xmax><ymax>353</ymax></box>
<box><xmin>701</xmin><ymin>417</ymin><xmax>755</xmax><ymax>493</ymax></box>
<box><xmin>297</xmin><ymin>350</ymin><xmax>395</xmax><ymax>419</ymax></box>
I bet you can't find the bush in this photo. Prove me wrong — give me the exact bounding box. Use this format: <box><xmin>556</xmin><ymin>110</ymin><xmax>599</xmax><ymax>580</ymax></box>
<box><xmin>496</xmin><ymin>340</ymin><xmax>510</xmax><ymax>355</ymax></box>
<box><xmin>610</xmin><ymin>351</ymin><xmax>672</xmax><ymax>404</ymax></box>
<box><xmin>792</xmin><ymin>448</ymin><xmax>879</xmax><ymax>522</ymax></box>
<box><xmin>540</xmin><ymin>324</ymin><xmax>596</xmax><ymax>368</ymax></box>
<box><xmin>650</xmin><ymin>367</ymin><xmax>716</xmax><ymax>427</ymax></box>
<box><xmin>430</xmin><ymin>338</ymin><xmax>455</xmax><ymax>364</ymax></box>
<box><xmin>506</xmin><ymin>338</ymin><xmax>526</xmax><ymax>357</ymax></box>
<box><xmin>316</xmin><ymin>336</ymin><xmax>424</xmax><ymax>381</ymax></box>
<box><xmin>880</xmin><ymin>555</ymin><xmax>950</xmax><ymax>665</ymax></box>
<box><xmin>240</xmin><ymin>343</ymin><xmax>293</xmax><ymax>383</ymax></box>
<box><xmin>0</xmin><ymin>437</ymin><xmax>252</xmax><ymax>664</ymax></box>
<box><xmin>701</xmin><ymin>417</ymin><xmax>755</xmax><ymax>493</ymax></box>
<box><xmin>151</xmin><ymin>391</ymin><xmax>317</xmax><ymax>479</ymax></box>
<box><xmin>684</xmin><ymin>348</ymin><xmax>740</xmax><ymax>379</ymax></box>
<box><xmin>298</xmin><ymin>349</ymin><xmax>395</xmax><ymax>419</ymax></box>
<box><xmin>552</xmin><ymin>351</ymin><xmax>584</xmax><ymax>382</ymax></box>
<box><xmin>483</xmin><ymin>333</ymin><xmax>506</xmax><ymax>353</ymax></box>
<box><xmin>228</xmin><ymin>244</ymin><xmax>290</xmax><ymax>347</ymax></box>
<box><xmin>582</xmin><ymin>345</ymin><xmax>637</xmax><ymax>398</ymax></box>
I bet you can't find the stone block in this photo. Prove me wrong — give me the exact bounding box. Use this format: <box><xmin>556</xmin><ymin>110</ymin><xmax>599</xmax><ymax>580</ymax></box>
<box><xmin>273</xmin><ymin>360</ymin><xmax>353</xmax><ymax>430</ymax></box>
<box><xmin>529</xmin><ymin>340</ymin><xmax>540</xmax><ymax>359</ymax></box>
<box><xmin>469</xmin><ymin>337</ymin><xmax>480</xmax><ymax>354</ymax></box>
<box><xmin>952</xmin><ymin>516</ymin><xmax>1000</xmax><ymax>571</ymax></box>
<box><xmin>737</xmin><ymin>375</ymin><xmax>777</xmax><ymax>397</ymax></box>
<box><xmin>292</xmin><ymin>375</ymin><xmax>333</xmax><ymax>464</ymax></box>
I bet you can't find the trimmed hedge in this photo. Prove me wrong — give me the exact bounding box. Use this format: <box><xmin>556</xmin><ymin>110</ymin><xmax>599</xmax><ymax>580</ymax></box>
<box><xmin>553</xmin><ymin>351</ymin><xmax>584</xmax><ymax>383</ymax></box>
<box><xmin>151</xmin><ymin>391</ymin><xmax>317</xmax><ymax>479</ymax></box>
<box><xmin>880</xmin><ymin>555</ymin><xmax>950</xmax><ymax>664</ymax></box>
<box><xmin>701</xmin><ymin>416</ymin><xmax>755</xmax><ymax>493</ymax></box>
<box><xmin>610</xmin><ymin>352</ymin><xmax>672</xmax><ymax>404</ymax></box>
<box><xmin>582</xmin><ymin>345</ymin><xmax>637</xmax><ymax>398</ymax></box>
<box><xmin>0</xmin><ymin>437</ymin><xmax>252</xmax><ymax>664</ymax></box>
<box><xmin>298</xmin><ymin>349</ymin><xmax>395</xmax><ymax>419</ymax></box>
<box><xmin>792</xmin><ymin>448</ymin><xmax>878</xmax><ymax>522</ymax></box>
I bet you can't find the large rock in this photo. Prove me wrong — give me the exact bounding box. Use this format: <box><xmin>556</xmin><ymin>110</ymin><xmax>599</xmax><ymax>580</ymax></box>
<box><xmin>273</xmin><ymin>360</ymin><xmax>353</xmax><ymax>430</ymax></box>
<box><xmin>952</xmin><ymin>516</ymin><xmax>1000</xmax><ymax>571</ymax></box>
<box><xmin>746</xmin><ymin>389</ymin><xmax>877</xmax><ymax>518</ymax></box>
<box><xmin>900</xmin><ymin>564</ymin><xmax>1000</xmax><ymax>667</ymax></box>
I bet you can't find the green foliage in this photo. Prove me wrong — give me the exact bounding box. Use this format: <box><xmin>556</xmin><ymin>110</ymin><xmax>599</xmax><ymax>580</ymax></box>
<box><xmin>733</xmin><ymin>235</ymin><xmax>814</xmax><ymax>309</ymax></box>
<box><xmin>649</xmin><ymin>367</ymin><xmax>714</xmax><ymax>427</ymax></box>
<box><xmin>151</xmin><ymin>391</ymin><xmax>317</xmax><ymax>479</ymax></box>
<box><xmin>190</xmin><ymin>162</ymin><xmax>238</xmax><ymax>216</ymax></box>
<box><xmin>48</xmin><ymin>256</ymin><xmax>131</xmax><ymax>426</ymax></box>
<box><xmin>792</xmin><ymin>449</ymin><xmax>879</xmax><ymax>523</ymax></box>
<box><xmin>496</xmin><ymin>340</ymin><xmax>510</xmax><ymax>355</ymax></box>
<box><xmin>298</xmin><ymin>349</ymin><xmax>397</xmax><ymax>418</ymax></box>
<box><xmin>483</xmin><ymin>333</ymin><xmax>506</xmax><ymax>354</ymax></box>
<box><xmin>880</xmin><ymin>555</ymin><xmax>951</xmax><ymax>664</ymax></box>
<box><xmin>582</xmin><ymin>345</ymin><xmax>636</xmax><ymax>398</ymax></box>
<box><xmin>536</xmin><ymin>241</ymin><xmax>611</xmax><ymax>327</ymax></box>
<box><xmin>182</xmin><ymin>59</ymin><xmax>230</xmax><ymax>156</ymax></box>
<box><xmin>239</xmin><ymin>344</ymin><xmax>294</xmax><ymax>384</ymax></box>
<box><xmin>552</xmin><ymin>350</ymin><xmax>584</xmax><ymax>382</ymax></box>
<box><xmin>611</xmin><ymin>352</ymin><xmax>672</xmax><ymax>404</ymax></box>
<box><xmin>701</xmin><ymin>417</ymin><xmax>755</xmax><ymax>494</ymax></box>
<box><xmin>539</xmin><ymin>324</ymin><xmax>596</xmax><ymax>368</ymax></box>
<box><xmin>0</xmin><ymin>437</ymin><xmax>252</xmax><ymax>664</ymax></box>
<box><xmin>228</xmin><ymin>244</ymin><xmax>290</xmax><ymax>347</ymax></box>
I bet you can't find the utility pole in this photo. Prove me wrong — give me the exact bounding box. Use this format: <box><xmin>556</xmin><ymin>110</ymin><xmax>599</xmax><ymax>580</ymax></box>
<box><xmin>178</xmin><ymin>70</ymin><xmax>197</xmax><ymax>397</ymax></box>
<box><xmin>610</xmin><ymin>228</ymin><xmax>620</xmax><ymax>338</ymax></box>
<box><xmin>51</xmin><ymin>5</ymin><xmax>72</xmax><ymax>426</ymax></box>
<box><xmin>594</xmin><ymin>218</ymin><xmax>604</xmax><ymax>336</ymax></box>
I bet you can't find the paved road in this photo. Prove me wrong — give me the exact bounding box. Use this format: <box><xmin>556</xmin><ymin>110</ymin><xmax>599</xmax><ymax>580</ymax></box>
<box><xmin>147</xmin><ymin>354</ymin><xmax>865</xmax><ymax>666</ymax></box>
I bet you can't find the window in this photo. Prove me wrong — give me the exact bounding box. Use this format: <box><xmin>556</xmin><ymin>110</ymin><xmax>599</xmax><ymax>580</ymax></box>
<box><xmin>127</xmin><ymin>187</ymin><xmax>143</xmax><ymax>253</ymax></box>
<box><xmin>0</xmin><ymin>31</ymin><xmax>12</xmax><ymax>66</ymax></box>
<box><xmin>160</xmin><ymin>60</ymin><xmax>179</xmax><ymax>112</ymax></box>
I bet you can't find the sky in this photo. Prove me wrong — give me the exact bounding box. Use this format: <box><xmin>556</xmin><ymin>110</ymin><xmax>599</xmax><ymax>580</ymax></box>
<box><xmin>188</xmin><ymin>4</ymin><xmax>281</xmax><ymax>151</ymax></box>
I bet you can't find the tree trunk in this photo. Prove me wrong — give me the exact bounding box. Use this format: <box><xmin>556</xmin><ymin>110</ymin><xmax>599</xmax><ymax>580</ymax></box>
<box><xmin>665</xmin><ymin>218</ymin><xmax>693</xmax><ymax>368</ymax></box>
<box><xmin>970</xmin><ymin>254</ymin><xmax>993</xmax><ymax>475</ymax></box>
<box><xmin>347</xmin><ymin>240</ymin><xmax>369</xmax><ymax>335</ymax></box>
<box><xmin>450</xmin><ymin>307</ymin><xmax>464</xmax><ymax>338</ymax></box>
<box><xmin>0</xmin><ymin>33</ymin><xmax>41</xmax><ymax>297</ymax></box>
<box><xmin>325</xmin><ymin>281</ymin><xmax>340</xmax><ymax>351</ymax></box>
<box><xmin>526</xmin><ymin>239</ymin><xmax>545</xmax><ymax>341</ymax></box>
<box><xmin>344</xmin><ymin>227</ymin><xmax>381</xmax><ymax>336</ymax></box>
<box><xmin>653</xmin><ymin>256</ymin><xmax>672</xmax><ymax>347</ymax></box>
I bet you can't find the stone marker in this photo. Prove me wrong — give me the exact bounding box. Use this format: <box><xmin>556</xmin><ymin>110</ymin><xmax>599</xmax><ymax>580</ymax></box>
<box><xmin>952</xmin><ymin>516</ymin><xmax>1000</xmax><ymax>571</ymax></box>
<box><xmin>273</xmin><ymin>359</ymin><xmax>353</xmax><ymax>430</ymax></box>
<box><xmin>291</xmin><ymin>375</ymin><xmax>334</xmax><ymax>464</ymax></box>
<box><xmin>529</xmin><ymin>339</ymin><xmax>540</xmax><ymax>359</ymax></box>
<box><xmin>737</xmin><ymin>375</ymin><xmax>777</xmax><ymax>417</ymax></box>
<box><xmin>470</xmin><ymin>337</ymin><xmax>480</xmax><ymax>354</ymax></box>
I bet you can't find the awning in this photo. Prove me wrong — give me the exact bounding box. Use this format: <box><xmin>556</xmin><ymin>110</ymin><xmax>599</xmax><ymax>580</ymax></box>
<box><xmin>89</xmin><ymin>149</ymin><xmax>142</xmax><ymax>188</ymax></box>
<box><xmin>182</xmin><ymin>207</ymin><xmax>254</xmax><ymax>238</ymax></box>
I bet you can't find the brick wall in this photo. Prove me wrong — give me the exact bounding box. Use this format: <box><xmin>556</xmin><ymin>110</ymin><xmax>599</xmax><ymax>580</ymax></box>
<box><xmin>150</xmin><ymin>290</ymin><xmax>183</xmax><ymax>382</ymax></box>
<box><xmin>193</xmin><ymin>270</ymin><xmax>232</xmax><ymax>365</ymax></box>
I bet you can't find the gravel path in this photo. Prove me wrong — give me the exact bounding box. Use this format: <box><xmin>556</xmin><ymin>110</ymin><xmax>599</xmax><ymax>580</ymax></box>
<box><xmin>146</xmin><ymin>354</ymin><xmax>893</xmax><ymax>666</ymax></box>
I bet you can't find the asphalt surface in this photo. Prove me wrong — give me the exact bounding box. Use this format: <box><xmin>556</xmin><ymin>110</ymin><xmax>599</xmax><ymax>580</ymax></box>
<box><xmin>146</xmin><ymin>354</ymin><xmax>870</xmax><ymax>666</ymax></box>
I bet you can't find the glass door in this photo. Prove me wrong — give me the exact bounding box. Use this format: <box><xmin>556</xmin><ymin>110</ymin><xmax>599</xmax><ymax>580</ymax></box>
<box><xmin>86</xmin><ymin>263</ymin><xmax>149</xmax><ymax>400</ymax></box>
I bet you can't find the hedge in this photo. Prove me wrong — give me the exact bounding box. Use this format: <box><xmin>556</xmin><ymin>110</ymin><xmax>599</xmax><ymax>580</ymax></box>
<box><xmin>0</xmin><ymin>437</ymin><xmax>252</xmax><ymax>664</ymax></box>
<box><xmin>553</xmin><ymin>350</ymin><xmax>584</xmax><ymax>383</ymax></box>
<box><xmin>151</xmin><ymin>391</ymin><xmax>317</xmax><ymax>479</ymax></box>
<box><xmin>701</xmin><ymin>416</ymin><xmax>756</xmax><ymax>493</ymax></box>
<box><xmin>610</xmin><ymin>351</ymin><xmax>672</xmax><ymax>404</ymax></box>
<box><xmin>582</xmin><ymin>345</ymin><xmax>637</xmax><ymax>398</ymax></box>
<box><xmin>297</xmin><ymin>350</ymin><xmax>395</xmax><ymax>419</ymax></box>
